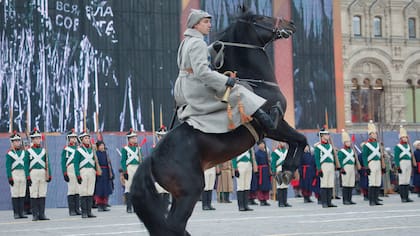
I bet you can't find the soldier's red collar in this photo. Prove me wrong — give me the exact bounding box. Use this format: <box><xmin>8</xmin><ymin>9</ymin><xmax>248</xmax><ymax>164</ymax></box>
<box><xmin>82</xmin><ymin>143</ymin><xmax>91</xmax><ymax>148</ymax></box>
<box><xmin>68</xmin><ymin>142</ymin><xmax>76</xmax><ymax>146</ymax></box>
<box><xmin>400</xmin><ymin>141</ymin><xmax>408</xmax><ymax>145</ymax></box>
<box><xmin>343</xmin><ymin>145</ymin><xmax>351</xmax><ymax>149</ymax></box>
<box><xmin>32</xmin><ymin>144</ymin><xmax>41</xmax><ymax>148</ymax></box>
<box><xmin>321</xmin><ymin>140</ymin><xmax>328</xmax><ymax>144</ymax></box>
<box><xmin>128</xmin><ymin>143</ymin><xmax>138</xmax><ymax>147</ymax></box>
<box><xmin>367</xmin><ymin>138</ymin><xmax>376</xmax><ymax>143</ymax></box>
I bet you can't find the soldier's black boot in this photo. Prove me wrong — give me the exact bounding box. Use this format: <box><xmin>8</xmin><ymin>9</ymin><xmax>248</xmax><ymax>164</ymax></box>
<box><xmin>243</xmin><ymin>191</ymin><xmax>253</xmax><ymax>211</ymax></box>
<box><xmin>320</xmin><ymin>188</ymin><xmax>328</xmax><ymax>208</ymax></box>
<box><xmin>81</xmin><ymin>197</ymin><xmax>88</xmax><ymax>218</ymax></box>
<box><xmin>277</xmin><ymin>189</ymin><xmax>285</xmax><ymax>207</ymax></box>
<box><xmin>374</xmin><ymin>187</ymin><xmax>383</xmax><ymax>205</ymax></box>
<box><xmin>202</xmin><ymin>191</ymin><xmax>210</xmax><ymax>210</ymax></box>
<box><xmin>368</xmin><ymin>187</ymin><xmax>375</xmax><ymax>206</ymax></box>
<box><xmin>327</xmin><ymin>188</ymin><xmax>337</xmax><ymax>207</ymax></box>
<box><xmin>17</xmin><ymin>198</ymin><xmax>28</xmax><ymax>218</ymax></box>
<box><xmin>349</xmin><ymin>187</ymin><xmax>356</xmax><ymax>204</ymax></box>
<box><xmin>237</xmin><ymin>191</ymin><xmax>246</xmax><ymax>211</ymax></box>
<box><xmin>74</xmin><ymin>194</ymin><xmax>82</xmax><ymax>215</ymax></box>
<box><xmin>403</xmin><ymin>185</ymin><xmax>413</xmax><ymax>202</ymax></box>
<box><xmin>68</xmin><ymin>195</ymin><xmax>77</xmax><ymax>216</ymax></box>
<box><xmin>342</xmin><ymin>188</ymin><xmax>350</xmax><ymax>205</ymax></box>
<box><xmin>283</xmin><ymin>189</ymin><xmax>292</xmax><ymax>207</ymax></box>
<box><xmin>87</xmin><ymin>196</ymin><xmax>96</xmax><ymax>218</ymax></box>
<box><xmin>224</xmin><ymin>192</ymin><xmax>231</xmax><ymax>203</ymax></box>
<box><xmin>207</xmin><ymin>191</ymin><xmax>215</xmax><ymax>210</ymax></box>
<box><xmin>31</xmin><ymin>198</ymin><xmax>39</xmax><ymax>221</ymax></box>
<box><xmin>38</xmin><ymin>197</ymin><xmax>50</xmax><ymax>220</ymax></box>
<box><xmin>125</xmin><ymin>193</ymin><xmax>133</xmax><ymax>213</ymax></box>
<box><xmin>252</xmin><ymin>109</ymin><xmax>277</xmax><ymax>131</ymax></box>
<box><xmin>12</xmin><ymin>198</ymin><xmax>19</xmax><ymax>219</ymax></box>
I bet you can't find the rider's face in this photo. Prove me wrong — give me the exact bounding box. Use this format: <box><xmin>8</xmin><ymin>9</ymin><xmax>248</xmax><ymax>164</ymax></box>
<box><xmin>194</xmin><ymin>18</ymin><xmax>211</xmax><ymax>35</ymax></box>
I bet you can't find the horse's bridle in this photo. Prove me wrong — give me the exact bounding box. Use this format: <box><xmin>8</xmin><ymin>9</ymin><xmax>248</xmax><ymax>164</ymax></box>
<box><xmin>210</xmin><ymin>17</ymin><xmax>293</xmax><ymax>88</ymax></box>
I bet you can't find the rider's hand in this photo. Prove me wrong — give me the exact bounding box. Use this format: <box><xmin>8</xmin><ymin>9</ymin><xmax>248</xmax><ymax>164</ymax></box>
<box><xmin>225</xmin><ymin>77</ymin><xmax>236</xmax><ymax>88</ymax></box>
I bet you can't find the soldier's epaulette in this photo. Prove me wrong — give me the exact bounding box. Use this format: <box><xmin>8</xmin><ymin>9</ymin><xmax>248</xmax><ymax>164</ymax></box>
<box><xmin>313</xmin><ymin>142</ymin><xmax>321</xmax><ymax>147</ymax></box>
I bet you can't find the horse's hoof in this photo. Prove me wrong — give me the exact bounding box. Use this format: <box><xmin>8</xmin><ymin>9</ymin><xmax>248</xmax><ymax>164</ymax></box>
<box><xmin>281</xmin><ymin>171</ymin><xmax>293</xmax><ymax>185</ymax></box>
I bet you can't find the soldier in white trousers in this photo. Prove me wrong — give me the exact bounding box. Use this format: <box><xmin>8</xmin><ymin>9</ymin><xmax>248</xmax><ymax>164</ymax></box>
<box><xmin>202</xmin><ymin>167</ymin><xmax>216</xmax><ymax>210</ymax></box>
<box><xmin>271</xmin><ymin>142</ymin><xmax>291</xmax><ymax>207</ymax></box>
<box><xmin>314</xmin><ymin>128</ymin><xmax>337</xmax><ymax>208</ymax></box>
<box><xmin>338</xmin><ymin>130</ymin><xmax>357</xmax><ymax>205</ymax></box>
<box><xmin>27</xmin><ymin>128</ymin><xmax>51</xmax><ymax>221</ymax></box>
<box><xmin>394</xmin><ymin>126</ymin><xmax>414</xmax><ymax>203</ymax></box>
<box><xmin>6</xmin><ymin>132</ymin><xmax>29</xmax><ymax>219</ymax></box>
<box><xmin>232</xmin><ymin>149</ymin><xmax>255</xmax><ymax>211</ymax></box>
<box><xmin>120</xmin><ymin>129</ymin><xmax>142</xmax><ymax>213</ymax></box>
<box><xmin>74</xmin><ymin>130</ymin><xmax>97</xmax><ymax>218</ymax></box>
<box><xmin>362</xmin><ymin>121</ymin><xmax>383</xmax><ymax>206</ymax></box>
<box><xmin>61</xmin><ymin>129</ymin><xmax>81</xmax><ymax>215</ymax></box>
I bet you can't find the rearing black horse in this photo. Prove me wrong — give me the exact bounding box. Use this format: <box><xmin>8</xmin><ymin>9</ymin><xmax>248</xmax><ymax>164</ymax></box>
<box><xmin>131</xmin><ymin>8</ymin><xmax>307</xmax><ymax>236</ymax></box>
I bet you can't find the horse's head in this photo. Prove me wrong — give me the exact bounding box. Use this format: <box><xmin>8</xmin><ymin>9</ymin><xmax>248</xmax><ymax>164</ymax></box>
<box><xmin>231</xmin><ymin>6</ymin><xmax>296</xmax><ymax>47</ymax></box>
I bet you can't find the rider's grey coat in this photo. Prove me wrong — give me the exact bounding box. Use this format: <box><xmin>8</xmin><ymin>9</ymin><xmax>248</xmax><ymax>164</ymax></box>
<box><xmin>174</xmin><ymin>28</ymin><xmax>266</xmax><ymax>133</ymax></box>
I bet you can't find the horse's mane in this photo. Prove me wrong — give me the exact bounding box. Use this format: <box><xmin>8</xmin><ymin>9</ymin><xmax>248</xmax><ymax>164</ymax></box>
<box><xmin>211</xmin><ymin>6</ymin><xmax>262</xmax><ymax>41</ymax></box>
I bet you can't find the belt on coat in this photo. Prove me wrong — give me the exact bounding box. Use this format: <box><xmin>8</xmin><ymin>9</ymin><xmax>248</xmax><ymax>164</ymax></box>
<box><xmin>302</xmin><ymin>165</ymin><xmax>309</xmax><ymax>179</ymax></box>
<box><xmin>258</xmin><ymin>164</ymin><xmax>268</xmax><ymax>185</ymax></box>
<box><xmin>180</xmin><ymin>68</ymin><xmax>193</xmax><ymax>74</ymax></box>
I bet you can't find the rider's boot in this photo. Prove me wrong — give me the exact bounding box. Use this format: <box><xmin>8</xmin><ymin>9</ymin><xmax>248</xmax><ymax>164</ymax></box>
<box><xmin>252</xmin><ymin>109</ymin><xmax>278</xmax><ymax>131</ymax></box>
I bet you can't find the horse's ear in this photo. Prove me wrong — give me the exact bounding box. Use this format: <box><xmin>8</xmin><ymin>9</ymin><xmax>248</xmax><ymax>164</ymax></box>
<box><xmin>238</xmin><ymin>4</ymin><xmax>248</xmax><ymax>14</ymax></box>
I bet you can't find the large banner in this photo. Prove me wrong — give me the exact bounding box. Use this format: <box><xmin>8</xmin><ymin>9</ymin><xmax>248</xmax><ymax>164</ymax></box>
<box><xmin>291</xmin><ymin>0</ymin><xmax>336</xmax><ymax>129</ymax></box>
<box><xmin>0</xmin><ymin>0</ymin><xmax>180</xmax><ymax>132</ymax></box>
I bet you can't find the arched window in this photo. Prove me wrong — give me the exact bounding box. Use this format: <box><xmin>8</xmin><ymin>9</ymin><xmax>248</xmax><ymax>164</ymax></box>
<box><xmin>351</xmin><ymin>77</ymin><xmax>384</xmax><ymax>123</ymax></box>
<box><xmin>408</xmin><ymin>18</ymin><xmax>416</xmax><ymax>38</ymax></box>
<box><xmin>373</xmin><ymin>16</ymin><xmax>382</xmax><ymax>37</ymax></box>
<box><xmin>353</xmin><ymin>16</ymin><xmax>362</xmax><ymax>36</ymax></box>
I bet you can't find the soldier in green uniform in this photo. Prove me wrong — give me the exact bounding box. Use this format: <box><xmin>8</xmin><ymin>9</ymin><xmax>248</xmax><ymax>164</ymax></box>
<box><xmin>338</xmin><ymin>130</ymin><xmax>357</xmax><ymax>205</ymax></box>
<box><xmin>314</xmin><ymin>128</ymin><xmax>337</xmax><ymax>208</ymax></box>
<box><xmin>121</xmin><ymin>128</ymin><xmax>142</xmax><ymax>213</ymax></box>
<box><xmin>271</xmin><ymin>142</ymin><xmax>291</xmax><ymax>207</ymax></box>
<box><xmin>363</xmin><ymin>121</ymin><xmax>383</xmax><ymax>206</ymax></box>
<box><xmin>232</xmin><ymin>149</ymin><xmax>255</xmax><ymax>211</ymax></box>
<box><xmin>61</xmin><ymin>129</ymin><xmax>81</xmax><ymax>215</ymax></box>
<box><xmin>26</xmin><ymin>128</ymin><xmax>51</xmax><ymax>220</ymax></box>
<box><xmin>394</xmin><ymin>126</ymin><xmax>414</xmax><ymax>203</ymax></box>
<box><xmin>74</xmin><ymin>130</ymin><xmax>97</xmax><ymax>218</ymax></box>
<box><xmin>154</xmin><ymin>126</ymin><xmax>170</xmax><ymax>208</ymax></box>
<box><xmin>6</xmin><ymin>131</ymin><xmax>30</xmax><ymax>219</ymax></box>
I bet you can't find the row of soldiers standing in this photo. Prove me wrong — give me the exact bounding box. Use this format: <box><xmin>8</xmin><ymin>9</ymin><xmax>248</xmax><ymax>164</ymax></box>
<box><xmin>5</xmin><ymin>128</ymin><xmax>144</xmax><ymax>220</ymax></box>
<box><xmin>312</xmin><ymin>120</ymin><xmax>417</xmax><ymax>208</ymax></box>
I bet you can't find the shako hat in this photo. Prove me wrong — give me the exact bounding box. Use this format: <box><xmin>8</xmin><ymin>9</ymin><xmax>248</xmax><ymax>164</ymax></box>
<box><xmin>10</xmin><ymin>131</ymin><xmax>21</xmax><ymax>141</ymax></box>
<box><xmin>30</xmin><ymin>128</ymin><xmax>42</xmax><ymax>138</ymax></box>
<box><xmin>156</xmin><ymin>125</ymin><xmax>167</xmax><ymax>136</ymax></box>
<box><xmin>187</xmin><ymin>9</ymin><xmax>212</xmax><ymax>28</ymax></box>
<box><xmin>341</xmin><ymin>129</ymin><xmax>351</xmax><ymax>143</ymax></box>
<box><xmin>126</xmin><ymin>128</ymin><xmax>137</xmax><ymax>138</ymax></box>
<box><xmin>78</xmin><ymin>130</ymin><xmax>90</xmax><ymax>139</ymax></box>
<box><xmin>367</xmin><ymin>120</ymin><xmax>377</xmax><ymax>135</ymax></box>
<box><xmin>319</xmin><ymin>126</ymin><xmax>329</xmax><ymax>136</ymax></box>
<box><xmin>399</xmin><ymin>125</ymin><xmax>408</xmax><ymax>139</ymax></box>
<box><xmin>67</xmin><ymin>128</ymin><xmax>78</xmax><ymax>139</ymax></box>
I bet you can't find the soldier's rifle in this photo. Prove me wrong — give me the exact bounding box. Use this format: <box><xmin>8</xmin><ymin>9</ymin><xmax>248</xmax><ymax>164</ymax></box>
<box><xmin>41</xmin><ymin>133</ymin><xmax>50</xmax><ymax>181</ymax></box>
<box><xmin>327</xmin><ymin>134</ymin><xmax>341</xmax><ymax>169</ymax></box>
<box><xmin>350</xmin><ymin>144</ymin><xmax>362</xmax><ymax>171</ymax></box>
<box><xmin>406</xmin><ymin>136</ymin><xmax>417</xmax><ymax>168</ymax></box>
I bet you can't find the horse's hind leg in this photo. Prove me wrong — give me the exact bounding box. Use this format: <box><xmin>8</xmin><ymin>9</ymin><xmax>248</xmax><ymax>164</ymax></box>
<box><xmin>166</xmin><ymin>175</ymin><xmax>203</xmax><ymax>236</ymax></box>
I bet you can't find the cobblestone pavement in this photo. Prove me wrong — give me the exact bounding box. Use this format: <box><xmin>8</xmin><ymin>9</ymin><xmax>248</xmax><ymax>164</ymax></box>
<box><xmin>1</xmin><ymin>194</ymin><xmax>420</xmax><ymax>236</ymax></box>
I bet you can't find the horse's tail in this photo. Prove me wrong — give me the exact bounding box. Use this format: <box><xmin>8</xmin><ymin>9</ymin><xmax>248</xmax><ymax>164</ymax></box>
<box><xmin>130</xmin><ymin>157</ymin><xmax>166</xmax><ymax>234</ymax></box>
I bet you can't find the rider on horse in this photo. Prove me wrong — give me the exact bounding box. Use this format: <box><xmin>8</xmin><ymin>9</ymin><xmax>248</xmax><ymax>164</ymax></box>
<box><xmin>174</xmin><ymin>9</ymin><xmax>278</xmax><ymax>134</ymax></box>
